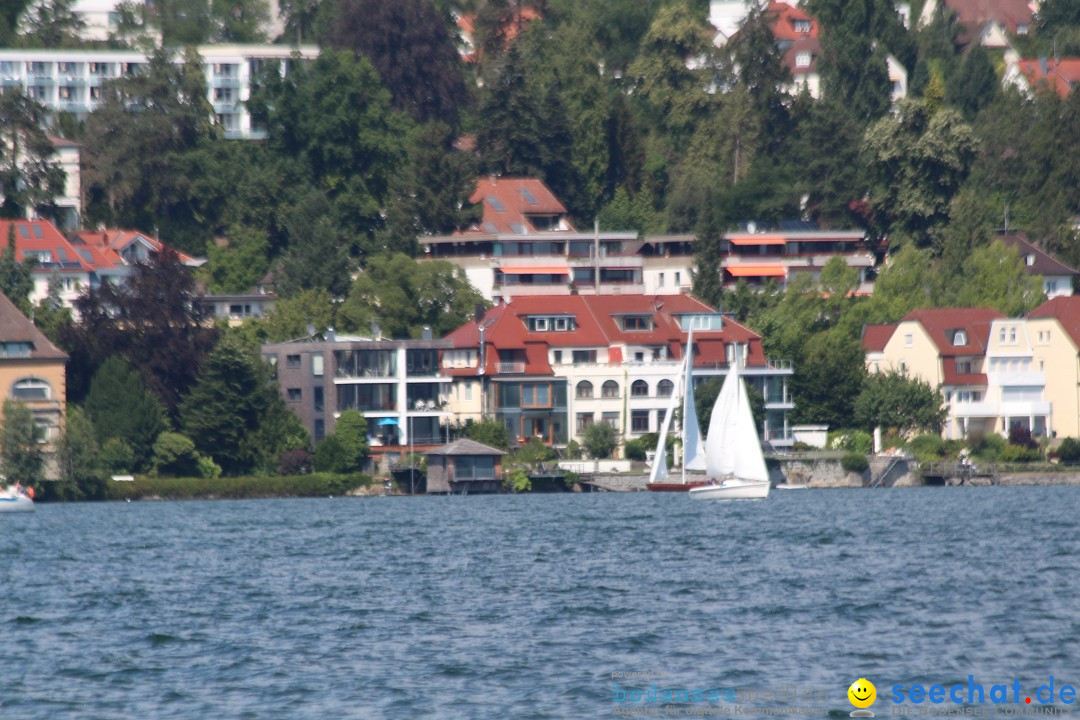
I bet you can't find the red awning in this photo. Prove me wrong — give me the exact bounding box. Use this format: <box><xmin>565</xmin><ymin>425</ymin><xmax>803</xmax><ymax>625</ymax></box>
<box><xmin>725</xmin><ymin>265</ymin><xmax>788</xmax><ymax>277</ymax></box>
<box><xmin>499</xmin><ymin>266</ymin><xmax>570</xmax><ymax>275</ymax></box>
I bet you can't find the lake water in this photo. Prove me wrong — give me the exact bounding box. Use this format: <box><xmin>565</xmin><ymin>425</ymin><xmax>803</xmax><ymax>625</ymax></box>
<box><xmin>3</xmin><ymin>487</ymin><xmax>1079</xmax><ymax>719</ymax></box>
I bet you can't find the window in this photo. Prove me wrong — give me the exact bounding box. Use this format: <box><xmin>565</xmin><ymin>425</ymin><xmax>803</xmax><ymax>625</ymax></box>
<box><xmin>529</xmin><ymin>315</ymin><xmax>574</xmax><ymax>332</ymax></box>
<box><xmin>793</xmin><ymin>19</ymin><xmax>811</xmax><ymax>32</ymax></box>
<box><xmin>576</xmin><ymin>380</ymin><xmax>594</xmax><ymax>399</ymax></box>
<box><xmin>11</xmin><ymin>378</ymin><xmax>50</xmax><ymax>400</ymax></box>
<box><xmin>623</xmin><ymin>316</ymin><xmax>651</xmax><ymax>331</ymax></box>
<box><xmin>286</xmin><ymin>354</ymin><xmax>301</xmax><ymax>369</ymax></box>
<box><xmin>658</xmin><ymin>272</ymin><xmax>665</xmax><ymax>287</ymax></box>
<box><xmin>674</xmin><ymin>271</ymin><xmax>681</xmax><ymax>286</ymax></box>
<box><xmin>631</xmin><ymin>380</ymin><xmax>649</xmax><ymax>397</ymax></box>
<box><xmin>657</xmin><ymin>379</ymin><xmax>674</xmax><ymax>397</ymax></box>
<box><xmin>795</xmin><ymin>52</ymin><xmax>812</xmax><ymax>67</ymax></box>
<box><xmin>287</xmin><ymin>388</ymin><xmax>302</xmax><ymax>401</ymax></box>
<box><xmin>999</xmin><ymin>328</ymin><xmax>1006</xmax><ymax>343</ymax></box>
<box><xmin>90</xmin><ymin>86</ymin><xmax>101</xmax><ymax>100</ymax></box>
<box><xmin>904</xmin><ymin>333</ymin><xmax>913</xmax><ymax>348</ymax></box>
<box><xmin>264</xmin><ymin>355</ymin><xmax>278</xmax><ymax>379</ymax></box>
<box><xmin>602</xmin><ymin>411</ymin><xmax>619</xmax><ymax>428</ymax></box>
<box><xmin>312</xmin><ymin>353</ymin><xmax>324</xmax><ymax>377</ymax></box>
<box><xmin>576</xmin><ymin>413</ymin><xmax>593</xmax><ymax>432</ymax></box>
<box><xmin>313</xmin><ymin>387</ymin><xmax>324</xmax><ymax>412</ymax></box>
<box><xmin>956</xmin><ymin>360</ymin><xmax>972</xmax><ymax>374</ymax></box>
<box><xmin>602</xmin><ymin>380</ymin><xmax>619</xmax><ymax>398</ymax></box>
<box><xmin>314</xmin><ymin>419</ymin><xmax>325</xmax><ymax>441</ymax></box>
<box><xmin>631</xmin><ymin>410</ymin><xmax>650</xmax><ymax>433</ymax></box>
<box><xmin>572</xmin><ymin>350</ymin><xmax>597</xmax><ymax>364</ymax></box>
<box><xmin>1009</xmin><ymin>328</ymin><xmax>1016</xmax><ymax>344</ymax></box>
<box><xmin>213</xmin><ymin>87</ymin><xmax>234</xmax><ymax>102</ymax></box>
<box><xmin>553</xmin><ymin>350</ymin><xmax>562</xmax><ymax>364</ymax></box>
<box><xmin>522</xmin><ymin>383</ymin><xmax>552</xmax><ymax>408</ymax></box>
<box><xmin>953</xmin><ymin>330</ymin><xmax>967</xmax><ymax>345</ymax></box>
<box><xmin>0</xmin><ymin>342</ymin><xmax>32</xmax><ymax>358</ymax></box>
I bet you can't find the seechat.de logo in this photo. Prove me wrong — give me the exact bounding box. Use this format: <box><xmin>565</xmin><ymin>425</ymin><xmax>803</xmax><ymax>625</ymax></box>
<box><xmin>849</xmin><ymin>678</ymin><xmax>877</xmax><ymax>717</ymax></box>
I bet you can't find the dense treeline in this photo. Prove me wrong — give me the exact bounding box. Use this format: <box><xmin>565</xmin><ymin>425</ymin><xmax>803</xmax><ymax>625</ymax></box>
<box><xmin>3</xmin><ymin>0</ymin><xmax>1080</xmax><ymax>491</ymax></box>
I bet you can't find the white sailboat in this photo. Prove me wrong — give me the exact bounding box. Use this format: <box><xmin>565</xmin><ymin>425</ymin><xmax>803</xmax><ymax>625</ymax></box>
<box><xmin>646</xmin><ymin>328</ymin><xmax>708</xmax><ymax>491</ymax></box>
<box><xmin>0</xmin><ymin>484</ymin><xmax>34</xmax><ymax>512</ymax></box>
<box><xmin>688</xmin><ymin>349</ymin><xmax>771</xmax><ymax>500</ymax></box>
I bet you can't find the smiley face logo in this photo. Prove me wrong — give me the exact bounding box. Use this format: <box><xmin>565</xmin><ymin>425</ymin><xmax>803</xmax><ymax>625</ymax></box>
<box><xmin>848</xmin><ymin>678</ymin><xmax>876</xmax><ymax>709</ymax></box>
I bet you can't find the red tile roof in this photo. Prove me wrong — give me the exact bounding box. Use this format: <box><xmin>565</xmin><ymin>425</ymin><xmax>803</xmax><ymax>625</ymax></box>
<box><xmin>1000</xmin><ymin>233</ymin><xmax>1079</xmax><ymax>277</ymax></box>
<box><xmin>902</xmin><ymin>307</ymin><xmax>1005</xmax><ymax>357</ymax></box>
<box><xmin>861</xmin><ymin>324</ymin><xmax>897</xmax><ymax>352</ymax></box>
<box><xmin>458</xmin><ymin>177</ymin><xmax>572</xmax><ymax>236</ymax></box>
<box><xmin>0</xmin><ymin>291</ymin><xmax>67</xmax><ymax>361</ymax></box>
<box><xmin>1028</xmin><ymin>296</ymin><xmax>1080</xmax><ymax>349</ymax></box>
<box><xmin>74</xmin><ymin>229</ymin><xmax>203</xmax><ymax>267</ymax></box>
<box><xmin>0</xmin><ymin>220</ymin><xmax>94</xmax><ymax>273</ymax></box>
<box><xmin>943</xmin><ymin>0</ymin><xmax>1033</xmax><ymax>43</ymax></box>
<box><xmin>1014</xmin><ymin>59</ymin><xmax>1080</xmax><ymax>98</ymax></box>
<box><xmin>768</xmin><ymin>1</ymin><xmax>818</xmax><ymax>41</ymax></box>
<box><xmin>443</xmin><ymin>294</ymin><xmax>766</xmax><ymax>375</ymax></box>
<box><xmin>784</xmin><ymin>35</ymin><xmax>820</xmax><ymax>75</ymax></box>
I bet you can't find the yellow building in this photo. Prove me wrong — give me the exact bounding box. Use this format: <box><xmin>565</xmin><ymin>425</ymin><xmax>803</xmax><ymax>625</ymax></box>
<box><xmin>0</xmin><ymin>293</ymin><xmax>67</xmax><ymax>469</ymax></box>
<box><xmin>1028</xmin><ymin>297</ymin><xmax>1080</xmax><ymax>439</ymax></box>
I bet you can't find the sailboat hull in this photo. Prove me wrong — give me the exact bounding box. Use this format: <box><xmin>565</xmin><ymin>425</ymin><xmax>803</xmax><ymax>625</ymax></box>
<box><xmin>646</xmin><ymin>481</ymin><xmax>711</xmax><ymax>492</ymax></box>
<box><xmin>688</xmin><ymin>479</ymin><xmax>771</xmax><ymax>500</ymax></box>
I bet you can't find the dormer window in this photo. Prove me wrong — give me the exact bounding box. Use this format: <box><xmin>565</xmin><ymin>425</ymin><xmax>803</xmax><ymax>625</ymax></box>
<box><xmin>622</xmin><ymin>315</ymin><xmax>652</xmax><ymax>331</ymax></box>
<box><xmin>793</xmin><ymin>19</ymin><xmax>811</xmax><ymax>33</ymax></box>
<box><xmin>1026</xmin><ymin>254</ymin><xmax>1035</xmax><ymax>266</ymax></box>
<box><xmin>952</xmin><ymin>330</ymin><xmax>967</xmax><ymax>346</ymax></box>
<box><xmin>795</xmin><ymin>52</ymin><xmax>812</xmax><ymax>68</ymax></box>
<box><xmin>527</xmin><ymin>315</ymin><xmax>575</xmax><ymax>332</ymax></box>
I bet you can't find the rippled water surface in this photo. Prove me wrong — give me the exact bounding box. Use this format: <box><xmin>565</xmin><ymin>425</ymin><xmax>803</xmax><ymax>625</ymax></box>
<box><xmin>3</xmin><ymin>487</ymin><xmax>1080</xmax><ymax>719</ymax></box>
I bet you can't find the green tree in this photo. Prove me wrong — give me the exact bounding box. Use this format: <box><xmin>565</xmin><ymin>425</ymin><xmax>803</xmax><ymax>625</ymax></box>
<box><xmin>260</xmin><ymin>288</ymin><xmax>336</xmax><ymax>342</ymax></box>
<box><xmin>206</xmin><ymin>226</ymin><xmax>271</xmax><ymax>294</ymax></box>
<box><xmin>54</xmin><ymin>405</ymin><xmax>105</xmax><ymax>500</ymax></box>
<box><xmin>945</xmin><ymin>43</ymin><xmax>997</xmax><ymax>119</ymax></box>
<box><xmin>151</xmin><ymin>431</ymin><xmax>203</xmax><ymax>477</ymax></box>
<box><xmin>461</xmin><ymin>418</ymin><xmax>510</xmax><ymax>450</ymax></box>
<box><xmin>209</xmin><ymin>0</ymin><xmax>269</xmax><ymax>42</ymax></box>
<box><xmin>380</xmin><ymin>122</ymin><xmax>480</xmax><ymax>254</ymax></box>
<box><xmin>787</xmin><ymin>95</ymin><xmax>865</xmax><ymax>225</ymax></box>
<box><xmin>581</xmin><ymin>421</ymin><xmax>617</xmax><ymax>459</ymax></box>
<box><xmin>0</xmin><ymin>88</ymin><xmax>65</xmax><ymax>220</ymax></box>
<box><xmin>180</xmin><ymin>335</ymin><xmax>304</xmax><ymax>475</ymax></box>
<box><xmin>251</xmin><ymin>50</ymin><xmax>410</xmax><ymax>249</ymax></box>
<box><xmin>99</xmin><ymin>437</ymin><xmax>135</xmax><ymax>474</ymax></box>
<box><xmin>863</xmin><ymin>99</ymin><xmax>978</xmax><ymax>240</ymax></box>
<box><xmin>273</xmin><ymin>191</ymin><xmax>353</xmax><ymax>298</ymax></box>
<box><xmin>84</xmin><ymin>355</ymin><xmax>167</xmax><ymax>472</ymax></box>
<box><xmin>331</xmin><ymin>409</ymin><xmax>369</xmax><ymax>473</ymax></box>
<box><xmin>854</xmin><ymin>370</ymin><xmax>947</xmax><ymax>434</ymax></box>
<box><xmin>16</xmin><ymin>0</ymin><xmax>84</xmax><ymax>47</ymax></box>
<box><xmin>862</xmin><ymin>244</ymin><xmax>934</xmax><ymax>323</ymax></box>
<box><xmin>321</xmin><ymin>0</ymin><xmax>468</xmax><ymax>124</ymax></box>
<box><xmin>338</xmin><ymin>253</ymin><xmax>488</xmax><ymax>339</ymax></box>
<box><xmin>81</xmin><ymin>47</ymin><xmax>216</xmax><ymax>246</ymax></box>
<box><xmin>32</xmin><ymin>271</ymin><xmax>72</xmax><ymax>344</ymax></box>
<box><xmin>0</xmin><ymin>224</ymin><xmax>37</xmax><ymax>314</ymax></box>
<box><xmin>944</xmin><ymin>240</ymin><xmax>1045</xmax><ymax>316</ymax></box>
<box><xmin>0</xmin><ymin>399</ymin><xmax>43</xmax><ymax>488</ymax></box>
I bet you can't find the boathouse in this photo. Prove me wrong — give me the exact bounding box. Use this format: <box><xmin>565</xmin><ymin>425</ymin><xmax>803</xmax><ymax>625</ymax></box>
<box><xmin>424</xmin><ymin>439</ymin><xmax>505</xmax><ymax>494</ymax></box>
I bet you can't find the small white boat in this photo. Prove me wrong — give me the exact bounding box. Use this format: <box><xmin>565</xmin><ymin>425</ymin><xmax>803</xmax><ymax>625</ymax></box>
<box><xmin>689</xmin><ymin>478</ymin><xmax>771</xmax><ymax>500</ymax></box>
<box><xmin>775</xmin><ymin>483</ymin><xmax>809</xmax><ymax>490</ymax></box>
<box><xmin>689</xmin><ymin>351</ymin><xmax>771</xmax><ymax>501</ymax></box>
<box><xmin>0</xmin><ymin>484</ymin><xmax>34</xmax><ymax>512</ymax></box>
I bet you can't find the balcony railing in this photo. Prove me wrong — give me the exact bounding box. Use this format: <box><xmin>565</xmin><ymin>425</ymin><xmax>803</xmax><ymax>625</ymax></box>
<box><xmin>496</xmin><ymin>362</ymin><xmax>526</xmax><ymax>374</ymax></box>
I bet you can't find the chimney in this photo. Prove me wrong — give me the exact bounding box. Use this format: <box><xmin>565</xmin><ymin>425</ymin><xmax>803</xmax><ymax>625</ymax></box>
<box><xmin>474</xmin><ymin>303</ymin><xmax>486</xmax><ymax>322</ymax></box>
<box><xmin>1039</xmin><ymin>56</ymin><xmax>1048</xmax><ymax>76</ymax></box>
<box><xmin>422</xmin><ymin>325</ymin><xmax>433</xmax><ymax>341</ymax></box>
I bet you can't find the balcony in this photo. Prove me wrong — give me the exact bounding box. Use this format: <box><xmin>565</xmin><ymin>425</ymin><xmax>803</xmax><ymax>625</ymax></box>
<box><xmin>496</xmin><ymin>361</ymin><xmax>526</xmax><ymax>374</ymax></box>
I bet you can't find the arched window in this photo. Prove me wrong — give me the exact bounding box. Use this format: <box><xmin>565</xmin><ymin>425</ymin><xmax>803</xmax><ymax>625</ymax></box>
<box><xmin>631</xmin><ymin>380</ymin><xmax>649</xmax><ymax>397</ymax></box>
<box><xmin>601</xmin><ymin>380</ymin><xmax>619</xmax><ymax>398</ymax></box>
<box><xmin>657</xmin><ymin>379</ymin><xmax>674</xmax><ymax>397</ymax></box>
<box><xmin>575</xmin><ymin>380</ymin><xmax>593</xmax><ymax>399</ymax></box>
<box><xmin>11</xmin><ymin>378</ymin><xmax>51</xmax><ymax>401</ymax></box>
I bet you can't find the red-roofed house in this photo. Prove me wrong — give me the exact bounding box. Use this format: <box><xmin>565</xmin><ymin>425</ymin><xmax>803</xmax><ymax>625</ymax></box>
<box><xmin>424</xmin><ymin>176</ymin><xmax>697</xmax><ymax>300</ymax></box>
<box><xmin>454</xmin><ymin>6</ymin><xmax>541</xmax><ymax>63</ymax></box>
<box><xmin>0</xmin><ymin>220</ymin><xmax>204</xmax><ymax>313</ymax></box>
<box><xmin>919</xmin><ymin>0</ymin><xmax>1032</xmax><ymax>49</ymax></box>
<box><xmin>443</xmin><ymin>293</ymin><xmax>794</xmax><ymax>451</ymax></box>
<box><xmin>1005</xmin><ymin>58</ymin><xmax>1080</xmax><ymax>98</ymax></box>
<box><xmin>862</xmin><ymin>308</ymin><xmax>1053</xmax><ymax>439</ymax></box>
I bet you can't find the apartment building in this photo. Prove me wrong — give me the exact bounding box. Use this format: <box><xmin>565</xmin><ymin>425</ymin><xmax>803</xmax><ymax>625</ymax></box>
<box><xmin>0</xmin><ymin>45</ymin><xmax>318</xmax><ymax>139</ymax></box>
<box><xmin>720</xmin><ymin>224</ymin><xmax>875</xmax><ymax>293</ymax></box>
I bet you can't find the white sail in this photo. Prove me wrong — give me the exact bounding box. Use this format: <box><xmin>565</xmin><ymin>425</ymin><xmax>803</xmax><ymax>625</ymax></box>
<box><xmin>648</xmin><ymin>359</ymin><xmax>682</xmax><ymax>484</ymax></box>
<box><xmin>704</xmin><ymin>356</ymin><xmax>769</xmax><ymax>482</ymax></box>
<box><xmin>682</xmin><ymin>327</ymin><xmax>706</xmax><ymax>471</ymax></box>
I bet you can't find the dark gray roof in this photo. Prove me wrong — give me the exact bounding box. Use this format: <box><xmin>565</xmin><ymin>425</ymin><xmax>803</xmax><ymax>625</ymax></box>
<box><xmin>423</xmin><ymin>438</ymin><xmax>507</xmax><ymax>457</ymax></box>
<box><xmin>0</xmin><ymin>292</ymin><xmax>67</xmax><ymax>361</ymax></box>
<box><xmin>1000</xmin><ymin>234</ymin><xmax>1079</xmax><ymax>277</ymax></box>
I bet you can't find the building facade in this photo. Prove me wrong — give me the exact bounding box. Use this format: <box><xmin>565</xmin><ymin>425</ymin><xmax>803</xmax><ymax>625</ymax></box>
<box><xmin>261</xmin><ymin>335</ymin><xmax>454</xmax><ymax>466</ymax></box>
<box><xmin>0</xmin><ymin>45</ymin><xmax>318</xmax><ymax>139</ymax></box>
<box><xmin>424</xmin><ymin>177</ymin><xmax>696</xmax><ymax>302</ymax></box>
<box><xmin>443</xmin><ymin>294</ymin><xmax>795</xmax><ymax>452</ymax></box>
<box><xmin>720</xmin><ymin>226</ymin><xmax>875</xmax><ymax>293</ymax></box>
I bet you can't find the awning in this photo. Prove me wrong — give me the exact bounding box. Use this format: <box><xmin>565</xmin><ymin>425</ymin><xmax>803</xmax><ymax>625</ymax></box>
<box><xmin>376</xmin><ymin>418</ymin><xmax>399</xmax><ymax>426</ymax></box>
<box><xmin>725</xmin><ymin>265</ymin><xmax>788</xmax><ymax>277</ymax></box>
<box><xmin>498</xmin><ymin>266</ymin><xmax>570</xmax><ymax>275</ymax></box>
<box><xmin>728</xmin><ymin>235</ymin><xmax>786</xmax><ymax>246</ymax></box>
